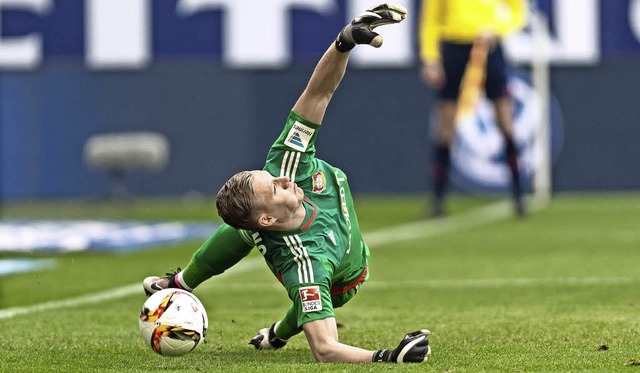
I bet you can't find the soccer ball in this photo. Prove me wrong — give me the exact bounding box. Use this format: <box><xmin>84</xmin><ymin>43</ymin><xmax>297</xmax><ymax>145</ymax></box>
<box><xmin>139</xmin><ymin>288</ymin><xmax>208</xmax><ymax>357</ymax></box>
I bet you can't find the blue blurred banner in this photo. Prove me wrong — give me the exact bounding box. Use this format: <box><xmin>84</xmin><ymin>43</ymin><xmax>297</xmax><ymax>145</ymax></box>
<box><xmin>2</xmin><ymin>0</ymin><xmax>640</xmax><ymax>200</ymax></box>
<box><xmin>0</xmin><ymin>258</ymin><xmax>56</xmax><ymax>277</ymax></box>
<box><xmin>0</xmin><ymin>220</ymin><xmax>217</xmax><ymax>252</ymax></box>
<box><xmin>1</xmin><ymin>0</ymin><xmax>640</xmax><ymax>69</ymax></box>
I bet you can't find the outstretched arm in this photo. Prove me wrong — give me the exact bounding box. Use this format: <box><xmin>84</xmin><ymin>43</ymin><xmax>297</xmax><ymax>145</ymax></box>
<box><xmin>303</xmin><ymin>318</ymin><xmax>431</xmax><ymax>363</ymax></box>
<box><xmin>250</xmin><ymin>316</ymin><xmax>431</xmax><ymax>363</ymax></box>
<box><xmin>303</xmin><ymin>318</ymin><xmax>374</xmax><ymax>363</ymax></box>
<box><xmin>292</xmin><ymin>3</ymin><xmax>407</xmax><ymax>124</ymax></box>
<box><xmin>292</xmin><ymin>46</ymin><xmax>348</xmax><ymax>124</ymax></box>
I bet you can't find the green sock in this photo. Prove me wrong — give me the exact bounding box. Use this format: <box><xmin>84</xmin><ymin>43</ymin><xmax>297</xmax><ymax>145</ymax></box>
<box><xmin>181</xmin><ymin>223</ymin><xmax>254</xmax><ymax>289</ymax></box>
<box><xmin>274</xmin><ymin>305</ymin><xmax>303</xmax><ymax>340</ymax></box>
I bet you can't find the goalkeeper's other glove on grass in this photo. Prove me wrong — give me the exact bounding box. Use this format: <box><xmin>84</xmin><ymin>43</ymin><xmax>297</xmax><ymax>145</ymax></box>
<box><xmin>335</xmin><ymin>3</ymin><xmax>408</xmax><ymax>53</ymax></box>
<box><xmin>248</xmin><ymin>322</ymin><xmax>288</xmax><ymax>350</ymax></box>
<box><xmin>372</xmin><ymin>329</ymin><xmax>431</xmax><ymax>363</ymax></box>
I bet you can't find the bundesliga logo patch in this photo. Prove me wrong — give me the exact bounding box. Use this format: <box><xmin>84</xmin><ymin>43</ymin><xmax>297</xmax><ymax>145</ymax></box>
<box><xmin>312</xmin><ymin>171</ymin><xmax>326</xmax><ymax>193</ymax></box>
<box><xmin>299</xmin><ymin>286</ymin><xmax>322</xmax><ymax>313</ymax></box>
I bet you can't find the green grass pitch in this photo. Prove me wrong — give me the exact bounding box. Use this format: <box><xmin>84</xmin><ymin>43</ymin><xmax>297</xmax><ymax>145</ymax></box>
<box><xmin>0</xmin><ymin>193</ymin><xmax>639</xmax><ymax>372</ymax></box>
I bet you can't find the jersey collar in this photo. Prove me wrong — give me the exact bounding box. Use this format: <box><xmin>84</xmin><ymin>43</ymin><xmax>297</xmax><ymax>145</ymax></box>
<box><xmin>299</xmin><ymin>198</ymin><xmax>317</xmax><ymax>231</ymax></box>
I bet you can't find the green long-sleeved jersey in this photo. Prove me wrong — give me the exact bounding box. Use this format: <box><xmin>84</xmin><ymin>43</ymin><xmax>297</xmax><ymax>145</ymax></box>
<box><xmin>185</xmin><ymin>110</ymin><xmax>369</xmax><ymax>328</ymax></box>
<box><xmin>252</xmin><ymin>111</ymin><xmax>369</xmax><ymax>327</ymax></box>
<box><xmin>245</xmin><ymin>110</ymin><xmax>369</xmax><ymax>327</ymax></box>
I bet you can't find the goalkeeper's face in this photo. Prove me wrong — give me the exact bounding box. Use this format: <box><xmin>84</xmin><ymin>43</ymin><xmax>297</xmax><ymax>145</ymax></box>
<box><xmin>251</xmin><ymin>170</ymin><xmax>304</xmax><ymax>219</ymax></box>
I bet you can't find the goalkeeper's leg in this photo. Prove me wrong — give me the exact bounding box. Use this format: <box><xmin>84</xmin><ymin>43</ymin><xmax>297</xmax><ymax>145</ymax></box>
<box><xmin>143</xmin><ymin>224</ymin><xmax>253</xmax><ymax>295</ymax></box>
<box><xmin>275</xmin><ymin>305</ymin><xmax>304</xmax><ymax>340</ymax></box>
<box><xmin>180</xmin><ymin>224</ymin><xmax>253</xmax><ymax>288</ymax></box>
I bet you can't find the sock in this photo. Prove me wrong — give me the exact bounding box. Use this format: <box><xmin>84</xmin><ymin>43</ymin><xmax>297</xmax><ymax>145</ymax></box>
<box><xmin>180</xmin><ymin>224</ymin><xmax>254</xmax><ymax>289</ymax></box>
<box><xmin>274</xmin><ymin>305</ymin><xmax>303</xmax><ymax>341</ymax></box>
<box><xmin>431</xmin><ymin>144</ymin><xmax>451</xmax><ymax>206</ymax></box>
<box><xmin>173</xmin><ymin>272</ymin><xmax>193</xmax><ymax>292</ymax></box>
<box><xmin>504</xmin><ymin>138</ymin><xmax>522</xmax><ymax>199</ymax></box>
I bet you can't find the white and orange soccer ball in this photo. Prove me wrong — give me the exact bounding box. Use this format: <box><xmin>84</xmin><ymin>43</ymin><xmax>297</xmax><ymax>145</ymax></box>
<box><xmin>139</xmin><ymin>288</ymin><xmax>208</xmax><ymax>357</ymax></box>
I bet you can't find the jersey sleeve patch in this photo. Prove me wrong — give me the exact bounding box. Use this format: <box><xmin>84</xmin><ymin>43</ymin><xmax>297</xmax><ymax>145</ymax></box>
<box><xmin>299</xmin><ymin>285</ymin><xmax>323</xmax><ymax>313</ymax></box>
<box><xmin>284</xmin><ymin>121</ymin><xmax>316</xmax><ymax>152</ymax></box>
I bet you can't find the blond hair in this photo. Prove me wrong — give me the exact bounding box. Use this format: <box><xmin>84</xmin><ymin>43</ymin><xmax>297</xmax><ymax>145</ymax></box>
<box><xmin>216</xmin><ymin>171</ymin><xmax>263</xmax><ymax>230</ymax></box>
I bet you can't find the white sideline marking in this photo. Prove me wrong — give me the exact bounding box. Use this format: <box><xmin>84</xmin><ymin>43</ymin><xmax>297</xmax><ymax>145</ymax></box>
<box><xmin>0</xmin><ymin>284</ymin><xmax>141</xmax><ymax>319</ymax></box>
<box><xmin>0</xmin><ymin>200</ymin><xmax>534</xmax><ymax>320</ymax></box>
<box><xmin>364</xmin><ymin>199</ymin><xmax>544</xmax><ymax>246</ymax></box>
<box><xmin>364</xmin><ymin>276</ymin><xmax>636</xmax><ymax>289</ymax></box>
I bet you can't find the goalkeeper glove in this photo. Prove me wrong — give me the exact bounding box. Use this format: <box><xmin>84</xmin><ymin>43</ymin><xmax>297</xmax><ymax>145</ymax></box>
<box><xmin>248</xmin><ymin>321</ymin><xmax>288</xmax><ymax>350</ymax></box>
<box><xmin>372</xmin><ymin>329</ymin><xmax>431</xmax><ymax>363</ymax></box>
<box><xmin>335</xmin><ymin>3</ymin><xmax>408</xmax><ymax>53</ymax></box>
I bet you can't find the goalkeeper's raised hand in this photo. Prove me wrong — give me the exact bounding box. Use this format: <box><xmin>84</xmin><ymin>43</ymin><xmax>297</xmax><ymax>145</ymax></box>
<box><xmin>335</xmin><ymin>3</ymin><xmax>408</xmax><ymax>53</ymax></box>
<box><xmin>372</xmin><ymin>329</ymin><xmax>431</xmax><ymax>363</ymax></box>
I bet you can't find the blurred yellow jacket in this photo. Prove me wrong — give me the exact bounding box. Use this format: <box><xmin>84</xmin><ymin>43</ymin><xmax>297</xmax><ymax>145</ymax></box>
<box><xmin>419</xmin><ymin>0</ymin><xmax>528</xmax><ymax>63</ymax></box>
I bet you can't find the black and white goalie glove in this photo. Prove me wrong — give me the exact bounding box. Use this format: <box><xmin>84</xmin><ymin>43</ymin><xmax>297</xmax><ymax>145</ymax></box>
<box><xmin>335</xmin><ymin>3</ymin><xmax>408</xmax><ymax>52</ymax></box>
<box><xmin>248</xmin><ymin>322</ymin><xmax>288</xmax><ymax>350</ymax></box>
<box><xmin>373</xmin><ymin>329</ymin><xmax>431</xmax><ymax>363</ymax></box>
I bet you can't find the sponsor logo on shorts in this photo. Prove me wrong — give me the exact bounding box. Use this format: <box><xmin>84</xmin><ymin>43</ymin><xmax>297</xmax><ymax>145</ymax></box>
<box><xmin>312</xmin><ymin>171</ymin><xmax>326</xmax><ymax>193</ymax></box>
<box><xmin>285</xmin><ymin>121</ymin><xmax>315</xmax><ymax>152</ymax></box>
<box><xmin>299</xmin><ymin>286</ymin><xmax>322</xmax><ymax>313</ymax></box>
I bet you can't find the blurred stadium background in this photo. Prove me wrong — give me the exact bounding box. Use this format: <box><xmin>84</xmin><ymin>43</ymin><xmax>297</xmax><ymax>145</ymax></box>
<box><xmin>2</xmin><ymin>0</ymin><xmax>639</xmax><ymax>281</ymax></box>
<box><xmin>1</xmin><ymin>0</ymin><xmax>639</xmax><ymax>202</ymax></box>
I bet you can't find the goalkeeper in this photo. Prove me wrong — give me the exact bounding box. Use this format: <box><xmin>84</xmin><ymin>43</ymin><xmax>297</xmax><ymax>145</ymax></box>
<box><xmin>143</xmin><ymin>3</ymin><xmax>431</xmax><ymax>364</ymax></box>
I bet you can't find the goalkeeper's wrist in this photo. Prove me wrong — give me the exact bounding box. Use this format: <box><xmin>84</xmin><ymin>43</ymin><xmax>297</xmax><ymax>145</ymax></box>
<box><xmin>335</xmin><ymin>32</ymin><xmax>355</xmax><ymax>53</ymax></box>
<box><xmin>372</xmin><ymin>349</ymin><xmax>394</xmax><ymax>363</ymax></box>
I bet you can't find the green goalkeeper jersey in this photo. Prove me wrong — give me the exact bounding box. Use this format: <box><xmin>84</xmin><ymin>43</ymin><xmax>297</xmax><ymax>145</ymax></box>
<box><xmin>246</xmin><ymin>110</ymin><xmax>370</xmax><ymax>327</ymax></box>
